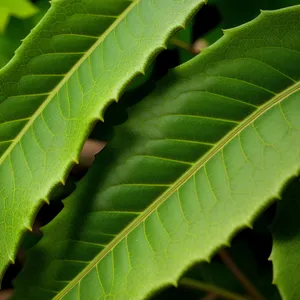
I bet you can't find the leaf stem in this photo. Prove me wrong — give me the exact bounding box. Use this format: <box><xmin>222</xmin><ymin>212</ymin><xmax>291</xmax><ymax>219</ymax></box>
<box><xmin>179</xmin><ymin>277</ymin><xmax>249</xmax><ymax>300</ymax></box>
<box><xmin>169</xmin><ymin>38</ymin><xmax>197</xmax><ymax>54</ymax></box>
<box><xmin>218</xmin><ymin>249</ymin><xmax>265</xmax><ymax>300</ymax></box>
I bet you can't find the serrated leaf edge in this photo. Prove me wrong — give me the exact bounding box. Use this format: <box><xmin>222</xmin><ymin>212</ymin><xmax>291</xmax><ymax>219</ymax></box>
<box><xmin>49</xmin><ymin>7</ymin><xmax>300</xmax><ymax>299</ymax></box>
<box><xmin>0</xmin><ymin>0</ymin><xmax>207</xmax><ymax>280</ymax></box>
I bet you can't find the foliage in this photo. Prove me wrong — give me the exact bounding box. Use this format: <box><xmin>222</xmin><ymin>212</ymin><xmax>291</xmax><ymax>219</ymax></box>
<box><xmin>202</xmin><ymin>0</ymin><xmax>299</xmax><ymax>44</ymax></box>
<box><xmin>0</xmin><ymin>0</ymin><xmax>205</xmax><ymax>277</ymax></box>
<box><xmin>0</xmin><ymin>0</ymin><xmax>50</xmax><ymax>68</ymax></box>
<box><xmin>0</xmin><ymin>1</ymin><xmax>299</xmax><ymax>300</ymax></box>
<box><xmin>271</xmin><ymin>177</ymin><xmax>300</xmax><ymax>300</ymax></box>
<box><xmin>12</xmin><ymin>3</ymin><xmax>300</xmax><ymax>300</ymax></box>
<box><xmin>0</xmin><ymin>0</ymin><xmax>38</xmax><ymax>33</ymax></box>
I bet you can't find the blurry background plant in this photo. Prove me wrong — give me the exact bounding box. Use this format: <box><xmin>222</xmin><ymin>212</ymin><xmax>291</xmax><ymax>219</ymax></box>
<box><xmin>0</xmin><ymin>0</ymin><xmax>299</xmax><ymax>299</ymax></box>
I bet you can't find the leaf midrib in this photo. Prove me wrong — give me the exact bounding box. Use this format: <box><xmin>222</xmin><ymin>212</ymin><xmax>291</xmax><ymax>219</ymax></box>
<box><xmin>0</xmin><ymin>0</ymin><xmax>139</xmax><ymax>165</ymax></box>
<box><xmin>55</xmin><ymin>76</ymin><xmax>300</xmax><ymax>298</ymax></box>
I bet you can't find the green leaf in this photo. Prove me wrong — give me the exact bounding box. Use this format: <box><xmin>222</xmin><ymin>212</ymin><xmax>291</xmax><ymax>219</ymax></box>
<box><xmin>0</xmin><ymin>0</ymin><xmax>38</xmax><ymax>33</ymax></box>
<box><xmin>0</xmin><ymin>0</ymin><xmax>207</xmax><ymax>278</ymax></box>
<box><xmin>204</xmin><ymin>0</ymin><xmax>300</xmax><ymax>45</ymax></box>
<box><xmin>270</xmin><ymin>177</ymin><xmax>300</xmax><ymax>300</ymax></box>
<box><xmin>14</xmin><ymin>5</ymin><xmax>300</xmax><ymax>300</ymax></box>
<box><xmin>0</xmin><ymin>0</ymin><xmax>50</xmax><ymax>69</ymax></box>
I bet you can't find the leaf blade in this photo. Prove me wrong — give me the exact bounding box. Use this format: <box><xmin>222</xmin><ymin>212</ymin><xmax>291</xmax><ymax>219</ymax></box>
<box><xmin>14</xmin><ymin>5</ymin><xmax>300</xmax><ymax>300</ymax></box>
<box><xmin>271</xmin><ymin>177</ymin><xmax>300</xmax><ymax>300</ymax></box>
<box><xmin>0</xmin><ymin>0</ymin><xmax>207</xmax><ymax>277</ymax></box>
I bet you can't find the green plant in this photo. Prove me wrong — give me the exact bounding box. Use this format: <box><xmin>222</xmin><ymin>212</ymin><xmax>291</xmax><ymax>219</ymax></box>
<box><xmin>0</xmin><ymin>0</ymin><xmax>300</xmax><ymax>299</ymax></box>
<box><xmin>0</xmin><ymin>0</ymin><xmax>38</xmax><ymax>33</ymax></box>
<box><xmin>0</xmin><ymin>0</ymin><xmax>205</xmax><ymax>275</ymax></box>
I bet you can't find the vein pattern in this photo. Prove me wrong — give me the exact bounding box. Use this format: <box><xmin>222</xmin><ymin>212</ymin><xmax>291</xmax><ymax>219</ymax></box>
<box><xmin>14</xmin><ymin>5</ymin><xmax>300</xmax><ymax>300</ymax></box>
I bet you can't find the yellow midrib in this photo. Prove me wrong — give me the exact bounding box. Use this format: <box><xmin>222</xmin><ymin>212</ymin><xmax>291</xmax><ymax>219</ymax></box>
<box><xmin>0</xmin><ymin>0</ymin><xmax>140</xmax><ymax>166</ymax></box>
<box><xmin>55</xmin><ymin>82</ymin><xmax>300</xmax><ymax>298</ymax></box>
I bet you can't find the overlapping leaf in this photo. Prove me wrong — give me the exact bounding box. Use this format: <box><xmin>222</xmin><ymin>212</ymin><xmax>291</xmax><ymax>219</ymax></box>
<box><xmin>271</xmin><ymin>177</ymin><xmax>300</xmax><ymax>300</ymax></box>
<box><xmin>204</xmin><ymin>0</ymin><xmax>299</xmax><ymax>45</ymax></box>
<box><xmin>0</xmin><ymin>0</ymin><xmax>38</xmax><ymax>33</ymax></box>
<box><xmin>14</xmin><ymin>5</ymin><xmax>300</xmax><ymax>300</ymax></box>
<box><xmin>0</xmin><ymin>0</ymin><xmax>207</xmax><ymax>277</ymax></box>
<box><xmin>0</xmin><ymin>0</ymin><xmax>50</xmax><ymax>68</ymax></box>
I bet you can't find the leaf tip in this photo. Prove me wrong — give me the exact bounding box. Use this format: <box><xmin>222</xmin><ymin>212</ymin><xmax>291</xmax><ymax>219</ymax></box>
<box><xmin>72</xmin><ymin>158</ymin><xmax>79</xmax><ymax>165</ymax></box>
<box><xmin>223</xmin><ymin>241</ymin><xmax>231</xmax><ymax>247</ymax></box>
<box><xmin>97</xmin><ymin>114</ymin><xmax>105</xmax><ymax>123</ymax></box>
<box><xmin>271</xmin><ymin>275</ymin><xmax>278</xmax><ymax>285</ymax></box>
<box><xmin>221</xmin><ymin>28</ymin><xmax>232</xmax><ymax>36</ymax></box>
<box><xmin>245</xmin><ymin>223</ymin><xmax>253</xmax><ymax>229</ymax></box>
<box><xmin>25</xmin><ymin>224</ymin><xmax>33</xmax><ymax>232</ymax></box>
<box><xmin>39</xmin><ymin>226</ymin><xmax>45</xmax><ymax>235</ymax></box>
<box><xmin>8</xmin><ymin>255</ymin><xmax>15</xmax><ymax>264</ymax></box>
<box><xmin>259</xmin><ymin>9</ymin><xmax>270</xmax><ymax>16</ymax></box>
<box><xmin>170</xmin><ymin>280</ymin><xmax>178</xmax><ymax>288</ymax></box>
<box><xmin>178</xmin><ymin>24</ymin><xmax>186</xmax><ymax>31</ymax></box>
<box><xmin>268</xmin><ymin>251</ymin><xmax>274</xmax><ymax>261</ymax></box>
<box><xmin>159</xmin><ymin>44</ymin><xmax>167</xmax><ymax>51</ymax></box>
<box><xmin>43</xmin><ymin>198</ymin><xmax>50</xmax><ymax>205</ymax></box>
<box><xmin>139</xmin><ymin>70</ymin><xmax>146</xmax><ymax>76</ymax></box>
<box><xmin>204</xmin><ymin>257</ymin><xmax>211</xmax><ymax>263</ymax></box>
